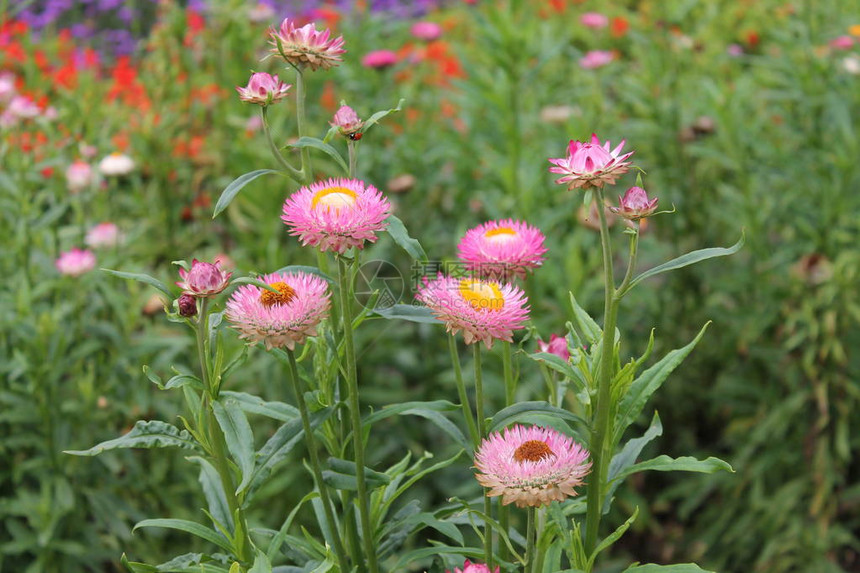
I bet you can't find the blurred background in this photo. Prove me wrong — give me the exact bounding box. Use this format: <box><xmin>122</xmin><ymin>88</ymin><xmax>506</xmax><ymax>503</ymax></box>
<box><xmin>1</xmin><ymin>0</ymin><xmax>859</xmax><ymax>572</ymax></box>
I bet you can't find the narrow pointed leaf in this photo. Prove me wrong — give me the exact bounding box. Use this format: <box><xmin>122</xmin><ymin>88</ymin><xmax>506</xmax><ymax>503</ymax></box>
<box><xmin>102</xmin><ymin>269</ymin><xmax>172</xmax><ymax>298</ymax></box>
<box><xmin>286</xmin><ymin>137</ymin><xmax>348</xmax><ymax>174</ymax></box>
<box><xmin>133</xmin><ymin>519</ymin><xmax>233</xmax><ymax>553</ymax></box>
<box><xmin>213</xmin><ymin>169</ymin><xmax>282</xmax><ymax>218</ymax></box>
<box><xmin>187</xmin><ymin>457</ymin><xmax>234</xmax><ymax>533</ymax></box>
<box><xmin>65</xmin><ymin>420</ymin><xmax>200</xmax><ymax>456</ymax></box>
<box><xmin>624</xmin><ymin>564</ymin><xmax>717</xmax><ymax>573</ymax></box>
<box><xmin>614</xmin><ymin>455</ymin><xmax>733</xmax><ymax>482</ymax></box>
<box><xmin>386</xmin><ymin>214</ymin><xmax>428</xmax><ymax>262</ymax></box>
<box><xmin>212</xmin><ymin>399</ymin><xmax>256</xmax><ymax>494</ymax></box>
<box><xmin>362</xmin><ymin>98</ymin><xmax>404</xmax><ymax>133</ymax></box>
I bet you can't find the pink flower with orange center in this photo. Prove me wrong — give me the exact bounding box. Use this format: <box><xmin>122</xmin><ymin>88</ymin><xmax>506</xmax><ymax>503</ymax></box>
<box><xmin>56</xmin><ymin>248</ymin><xmax>96</xmax><ymax>277</ymax></box>
<box><xmin>281</xmin><ymin>177</ymin><xmax>391</xmax><ymax>254</ymax></box>
<box><xmin>416</xmin><ymin>275</ymin><xmax>529</xmax><ymax>349</ymax></box>
<box><xmin>176</xmin><ymin>259</ymin><xmax>232</xmax><ymax>297</ymax></box>
<box><xmin>475</xmin><ymin>425</ymin><xmax>591</xmax><ymax>508</ymax></box>
<box><xmin>236</xmin><ymin>72</ymin><xmax>291</xmax><ymax>106</ymax></box>
<box><xmin>548</xmin><ymin>133</ymin><xmax>633</xmax><ymax>190</ymax></box>
<box><xmin>269</xmin><ymin>18</ymin><xmax>345</xmax><ymax>71</ymax></box>
<box><xmin>457</xmin><ymin>219</ymin><xmax>547</xmax><ymax>281</ymax></box>
<box><xmin>225</xmin><ymin>271</ymin><xmax>330</xmax><ymax>350</ymax></box>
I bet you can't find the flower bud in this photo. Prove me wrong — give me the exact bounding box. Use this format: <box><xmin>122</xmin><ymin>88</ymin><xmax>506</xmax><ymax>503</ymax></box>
<box><xmin>610</xmin><ymin>186</ymin><xmax>658</xmax><ymax>220</ymax></box>
<box><xmin>178</xmin><ymin>293</ymin><xmax>198</xmax><ymax>317</ymax></box>
<box><xmin>176</xmin><ymin>259</ymin><xmax>232</xmax><ymax>297</ymax></box>
<box><xmin>537</xmin><ymin>334</ymin><xmax>571</xmax><ymax>361</ymax></box>
<box><xmin>236</xmin><ymin>72</ymin><xmax>291</xmax><ymax>106</ymax></box>
<box><xmin>330</xmin><ymin>105</ymin><xmax>364</xmax><ymax>138</ymax></box>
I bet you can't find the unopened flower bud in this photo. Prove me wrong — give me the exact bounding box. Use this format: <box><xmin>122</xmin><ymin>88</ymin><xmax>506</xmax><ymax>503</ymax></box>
<box><xmin>236</xmin><ymin>72</ymin><xmax>291</xmax><ymax>106</ymax></box>
<box><xmin>330</xmin><ymin>104</ymin><xmax>364</xmax><ymax>138</ymax></box>
<box><xmin>176</xmin><ymin>259</ymin><xmax>232</xmax><ymax>297</ymax></box>
<box><xmin>610</xmin><ymin>186</ymin><xmax>658</xmax><ymax>220</ymax></box>
<box><xmin>178</xmin><ymin>293</ymin><xmax>198</xmax><ymax>317</ymax></box>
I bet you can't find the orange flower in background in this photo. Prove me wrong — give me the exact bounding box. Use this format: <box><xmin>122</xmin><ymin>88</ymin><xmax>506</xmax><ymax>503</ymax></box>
<box><xmin>745</xmin><ymin>30</ymin><xmax>760</xmax><ymax>48</ymax></box>
<box><xmin>319</xmin><ymin>81</ymin><xmax>337</xmax><ymax>112</ymax></box>
<box><xmin>611</xmin><ymin>17</ymin><xmax>630</xmax><ymax>38</ymax></box>
<box><xmin>849</xmin><ymin>24</ymin><xmax>860</xmax><ymax>37</ymax></box>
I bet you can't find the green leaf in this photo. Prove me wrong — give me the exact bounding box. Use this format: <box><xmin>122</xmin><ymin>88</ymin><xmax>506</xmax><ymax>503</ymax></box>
<box><xmin>65</xmin><ymin>421</ymin><xmax>200</xmax><ymax>456</ymax></box>
<box><xmin>286</xmin><ymin>137</ymin><xmax>348</xmax><ymax>174</ymax></box>
<box><xmin>623</xmin><ymin>564</ymin><xmax>717</xmax><ymax>573</ymax></box>
<box><xmin>248</xmin><ymin>551</ymin><xmax>272</xmax><ymax>573</ymax></box>
<box><xmin>386</xmin><ymin>214</ymin><xmax>428</xmax><ymax>262</ymax></box>
<box><xmin>212</xmin><ymin>399</ymin><xmax>256</xmax><ymax>495</ymax></box>
<box><xmin>362</xmin><ymin>98</ymin><xmax>405</xmax><ymax>133</ymax></box>
<box><xmin>528</xmin><ymin>352</ymin><xmax>589</xmax><ymax>397</ymax></box>
<box><xmin>322</xmin><ymin>458</ymin><xmax>391</xmax><ymax>491</ymax></box>
<box><xmin>133</xmin><ymin>519</ymin><xmax>233</xmax><ymax>553</ymax></box>
<box><xmin>489</xmin><ymin>401</ymin><xmax>588</xmax><ymax>438</ymax></box>
<box><xmin>363</xmin><ymin>400</ymin><xmax>469</xmax><ymax>451</ymax></box>
<box><xmin>391</xmin><ymin>546</ymin><xmax>485</xmax><ymax>572</ymax></box>
<box><xmin>272</xmin><ymin>265</ymin><xmax>336</xmax><ymax>285</ymax></box>
<box><xmin>587</xmin><ymin>507</ymin><xmax>639</xmax><ymax>569</ymax></box>
<box><xmin>102</xmin><ymin>269</ymin><xmax>172</xmax><ymax>299</ymax></box>
<box><xmin>121</xmin><ymin>553</ymin><xmax>158</xmax><ymax>573</ymax></box>
<box><xmin>220</xmin><ymin>391</ymin><xmax>298</xmax><ymax>422</ymax></box>
<box><xmin>613</xmin><ymin>455</ymin><xmax>733</xmax><ymax>482</ymax></box>
<box><xmin>213</xmin><ymin>169</ymin><xmax>281</xmax><ymax>218</ymax></box>
<box><xmin>569</xmin><ymin>293</ymin><xmax>602</xmax><ymax>343</ymax></box>
<box><xmin>625</xmin><ymin>234</ymin><xmax>744</xmax><ymax>292</ymax></box>
<box><xmin>614</xmin><ymin>323</ymin><xmax>710</xmax><ymax>443</ymax></box>
<box><xmin>187</xmin><ymin>457</ymin><xmax>234</xmax><ymax>533</ymax></box>
<box><xmin>402</xmin><ymin>513</ymin><xmax>464</xmax><ymax>545</ymax></box>
<box><xmin>604</xmin><ymin>413</ymin><xmax>662</xmax><ymax>513</ymax></box>
<box><xmin>372</xmin><ymin>304</ymin><xmax>441</xmax><ymax>324</ymax></box>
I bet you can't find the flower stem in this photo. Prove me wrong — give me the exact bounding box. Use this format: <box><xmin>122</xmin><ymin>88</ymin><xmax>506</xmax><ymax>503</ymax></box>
<box><xmin>449</xmin><ymin>335</ymin><xmax>480</xmax><ymax>448</ymax></box>
<box><xmin>284</xmin><ymin>349</ymin><xmax>349</xmax><ymax>572</ymax></box>
<box><xmin>337</xmin><ymin>256</ymin><xmax>379</xmax><ymax>573</ymax></box>
<box><xmin>347</xmin><ymin>140</ymin><xmax>358</xmax><ymax>178</ymax></box>
<box><xmin>261</xmin><ymin>106</ymin><xmax>303</xmax><ymax>181</ymax></box>
<box><xmin>473</xmin><ymin>345</ymin><xmax>493</xmax><ymax>568</ymax></box>
<box><xmin>525</xmin><ymin>506</ymin><xmax>537</xmax><ymax>573</ymax></box>
<box><xmin>616</xmin><ymin>223</ymin><xmax>641</xmax><ymax>299</ymax></box>
<box><xmin>583</xmin><ymin>189</ymin><xmax>619</xmax><ymax>557</ymax></box>
<box><xmin>196</xmin><ymin>298</ymin><xmax>252</xmax><ymax>563</ymax></box>
<box><xmin>295</xmin><ymin>70</ymin><xmax>312</xmax><ymax>184</ymax></box>
<box><xmin>499</xmin><ymin>340</ymin><xmax>516</xmax><ymax>560</ymax></box>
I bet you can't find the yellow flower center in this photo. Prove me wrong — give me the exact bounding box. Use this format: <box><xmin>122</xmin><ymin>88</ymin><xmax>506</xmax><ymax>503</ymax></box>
<box><xmin>260</xmin><ymin>282</ymin><xmax>296</xmax><ymax>307</ymax></box>
<box><xmin>484</xmin><ymin>226</ymin><xmax>518</xmax><ymax>244</ymax></box>
<box><xmin>311</xmin><ymin>186</ymin><xmax>358</xmax><ymax>212</ymax></box>
<box><xmin>513</xmin><ymin>440</ymin><xmax>554</xmax><ymax>463</ymax></box>
<box><xmin>459</xmin><ymin>279</ymin><xmax>504</xmax><ymax>312</ymax></box>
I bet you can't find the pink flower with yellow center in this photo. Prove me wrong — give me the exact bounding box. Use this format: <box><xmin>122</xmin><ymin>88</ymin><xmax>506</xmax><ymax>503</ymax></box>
<box><xmin>176</xmin><ymin>259</ymin><xmax>232</xmax><ymax>298</ymax></box>
<box><xmin>281</xmin><ymin>178</ymin><xmax>391</xmax><ymax>254</ymax></box>
<box><xmin>225</xmin><ymin>271</ymin><xmax>330</xmax><ymax>350</ymax></box>
<box><xmin>415</xmin><ymin>275</ymin><xmax>529</xmax><ymax>349</ymax></box>
<box><xmin>446</xmin><ymin>560</ymin><xmax>499</xmax><ymax>573</ymax></box>
<box><xmin>236</xmin><ymin>72</ymin><xmax>291</xmax><ymax>106</ymax></box>
<box><xmin>56</xmin><ymin>248</ymin><xmax>96</xmax><ymax>277</ymax></box>
<box><xmin>457</xmin><ymin>219</ymin><xmax>547</xmax><ymax>281</ymax></box>
<box><xmin>269</xmin><ymin>18</ymin><xmax>346</xmax><ymax>71</ymax></box>
<box><xmin>475</xmin><ymin>425</ymin><xmax>591</xmax><ymax>508</ymax></box>
<box><xmin>548</xmin><ymin>133</ymin><xmax>633</xmax><ymax>190</ymax></box>
<box><xmin>609</xmin><ymin>186</ymin><xmax>658</xmax><ymax>220</ymax></box>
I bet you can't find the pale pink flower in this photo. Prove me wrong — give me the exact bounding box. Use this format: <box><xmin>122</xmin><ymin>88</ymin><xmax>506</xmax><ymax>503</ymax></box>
<box><xmin>548</xmin><ymin>134</ymin><xmax>634</xmax><ymax>190</ymax></box>
<box><xmin>362</xmin><ymin>50</ymin><xmax>398</xmax><ymax>69</ymax></box>
<box><xmin>6</xmin><ymin>95</ymin><xmax>40</xmax><ymax>119</ymax></box>
<box><xmin>269</xmin><ymin>18</ymin><xmax>346</xmax><ymax>71</ymax></box>
<box><xmin>609</xmin><ymin>186</ymin><xmax>658</xmax><ymax>220</ymax></box>
<box><xmin>330</xmin><ymin>104</ymin><xmax>364</xmax><ymax>137</ymax></box>
<box><xmin>457</xmin><ymin>219</ymin><xmax>547</xmax><ymax>281</ymax></box>
<box><xmin>416</xmin><ymin>275</ymin><xmax>529</xmax><ymax>349</ymax></box>
<box><xmin>537</xmin><ymin>334</ymin><xmax>570</xmax><ymax>361</ymax></box>
<box><xmin>411</xmin><ymin>21</ymin><xmax>443</xmax><ymax>41</ymax></box>
<box><xmin>474</xmin><ymin>425</ymin><xmax>591</xmax><ymax>508</ymax></box>
<box><xmin>66</xmin><ymin>161</ymin><xmax>93</xmax><ymax>193</ymax></box>
<box><xmin>85</xmin><ymin>222</ymin><xmax>122</xmax><ymax>249</ymax></box>
<box><xmin>727</xmin><ymin>43</ymin><xmax>744</xmax><ymax>57</ymax></box>
<box><xmin>236</xmin><ymin>72</ymin><xmax>291</xmax><ymax>106</ymax></box>
<box><xmin>830</xmin><ymin>35</ymin><xmax>855</xmax><ymax>50</ymax></box>
<box><xmin>98</xmin><ymin>152</ymin><xmax>135</xmax><ymax>176</ymax></box>
<box><xmin>446</xmin><ymin>560</ymin><xmax>499</xmax><ymax>573</ymax></box>
<box><xmin>248</xmin><ymin>2</ymin><xmax>275</xmax><ymax>23</ymax></box>
<box><xmin>245</xmin><ymin>115</ymin><xmax>264</xmax><ymax>133</ymax></box>
<box><xmin>0</xmin><ymin>73</ymin><xmax>16</xmax><ymax>102</ymax></box>
<box><xmin>176</xmin><ymin>259</ymin><xmax>232</xmax><ymax>297</ymax></box>
<box><xmin>55</xmin><ymin>248</ymin><xmax>96</xmax><ymax>277</ymax></box>
<box><xmin>214</xmin><ymin>253</ymin><xmax>236</xmax><ymax>271</ymax></box>
<box><xmin>580</xmin><ymin>12</ymin><xmax>609</xmax><ymax>29</ymax></box>
<box><xmin>225</xmin><ymin>271</ymin><xmax>330</xmax><ymax>350</ymax></box>
<box><xmin>281</xmin><ymin>177</ymin><xmax>391</xmax><ymax>254</ymax></box>
<box><xmin>579</xmin><ymin>50</ymin><xmax>614</xmax><ymax>69</ymax></box>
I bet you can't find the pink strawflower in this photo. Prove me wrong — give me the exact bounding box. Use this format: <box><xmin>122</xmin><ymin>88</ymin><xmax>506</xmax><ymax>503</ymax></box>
<box><xmin>269</xmin><ymin>18</ymin><xmax>346</xmax><ymax>71</ymax></box>
<box><xmin>447</xmin><ymin>560</ymin><xmax>499</xmax><ymax>573</ymax></box>
<box><xmin>727</xmin><ymin>43</ymin><xmax>744</xmax><ymax>57</ymax></box>
<box><xmin>362</xmin><ymin>50</ymin><xmax>398</xmax><ymax>69</ymax></box>
<box><xmin>548</xmin><ymin>133</ymin><xmax>634</xmax><ymax>190</ymax></box>
<box><xmin>330</xmin><ymin>104</ymin><xmax>364</xmax><ymax>137</ymax></box>
<box><xmin>85</xmin><ymin>222</ymin><xmax>122</xmax><ymax>248</ymax></box>
<box><xmin>248</xmin><ymin>2</ymin><xmax>275</xmax><ymax>23</ymax></box>
<box><xmin>411</xmin><ymin>21</ymin><xmax>443</xmax><ymax>41</ymax></box>
<box><xmin>474</xmin><ymin>425</ymin><xmax>591</xmax><ymax>508</ymax></box>
<box><xmin>0</xmin><ymin>72</ymin><xmax>16</xmax><ymax>102</ymax></box>
<box><xmin>580</xmin><ymin>12</ymin><xmax>609</xmax><ymax>29</ymax></box>
<box><xmin>55</xmin><ymin>248</ymin><xmax>96</xmax><ymax>277</ymax></box>
<box><xmin>281</xmin><ymin>177</ymin><xmax>391</xmax><ymax>254</ymax></box>
<box><xmin>457</xmin><ymin>219</ymin><xmax>547</xmax><ymax>281</ymax></box>
<box><xmin>66</xmin><ymin>160</ymin><xmax>93</xmax><ymax>193</ymax></box>
<box><xmin>236</xmin><ymin>72</ymin><xmax>291</xmax><ymax>106</ymax></box>
<box><xmin>416</xmin><ymin>275</ymin><xmax>529</xmax><ymax>349</ymax></box>
<box><xmin>609</xmin><ymin>186</ymin><xmax>658</xmax><ymax>220</ymax></box>
<box><xmin>537</xmin><ymin>334</ymin><xmax>570</xmax><ymax>361</ymax></box>
<box><xmin>225</xmin><ymin>271</ymin><xmax>330</xmax><ymax>350</ymax></box>
<box><xmin>176</xmin><ymin>259</ymin><xmax>232</xmax><ymax>298</ymax></box>
<box><xmin>579</xmin><ymin>49</ymin><xmax>614</xmax><ymax>69</ymax></box>
<box><xmin>830</xmin><ymin>35</ymin><xmax>855</xmax><ymax>50</ymax></box>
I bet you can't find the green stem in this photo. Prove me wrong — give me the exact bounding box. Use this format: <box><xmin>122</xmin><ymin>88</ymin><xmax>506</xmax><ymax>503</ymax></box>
<box><xmin>449</xmin><ymin>335</ymin><xmax>480</xmax><ymax>448</ymax></box>
<box><xmin>285</xmin><ymin>349</ymin><xmax>349</xmax><ymax>572</ymax></box>
<box><xmin>583</xmin><ymin>189</ymin><xmax>620</xmax><ymax>557</ymax></box>
<box><xmin>616</xmin><ymin>224</ymin><xmax>640</xmax><ymax>299</ymax></box>
<box><xmin>525</xmin><ymin>506</ymin><xmax>537</xmax><ymax>573</ymax></box>
<box><xmin>474</xmin><ymin>345</ymin><xmax>493</xmax><ymax>568</ymax></box>
<box><xmin>347</xmin><ymin>140</ymin><xmax>358</xmax><ymax>178</ymax></box>
<box><xmin>337</xmin><ymin>256</ymin><xmax>378</xmax><ymax>573</ymax></box>
<box><xmin>196</xmin><ymin>299</ymin><xmax>252</xmax><ymax>562</ymax></box>
<box><xmin>499</xmin><ymin>340</ymin><xmax>516</xmax><ymax>560</ymax></box>
<box><xmin>295</xmin><ymin>70</ymin><xmax>313</xmax><ymax>183</ymax></box>
<box><xmin>261</xmin><ymin>106</ymin><xmax>303</xmax><ymax>181</ymax></box>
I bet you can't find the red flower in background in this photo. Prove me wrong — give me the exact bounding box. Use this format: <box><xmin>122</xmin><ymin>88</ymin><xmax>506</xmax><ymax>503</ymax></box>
<box><xmin>611</xmin><ymin>17</ymin><xmax>630</xmax><ymax>38</ymax></box>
